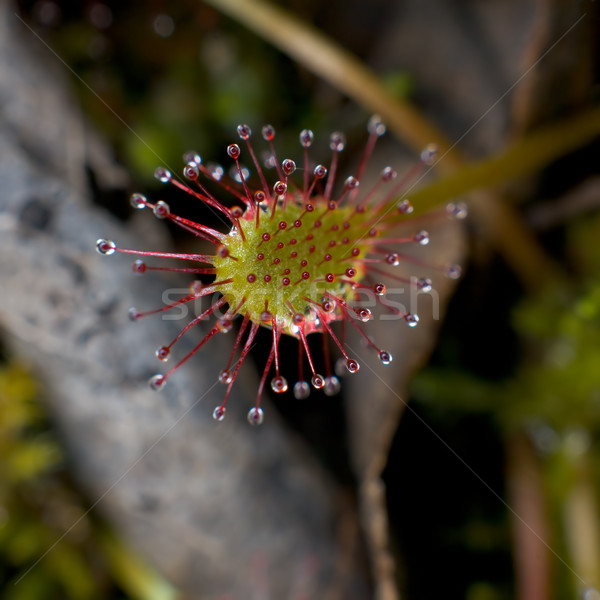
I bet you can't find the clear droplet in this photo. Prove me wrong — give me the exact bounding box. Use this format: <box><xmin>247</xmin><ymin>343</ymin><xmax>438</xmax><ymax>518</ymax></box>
<box><xmin>414</xmin><ymin>230</ymin><xmax>430</xmax><ymax>245</ymax></box>
<box><xmin>405</xmin><ymin>313</ymin><xmax>419</xmax><ymax>327</ymax></box>
<box><xmin>446</xmin><ymin>201</ymin><xmax>468</xmax><ymax>219</ymax></box>
<box><xmin>282</xmin><ymin>158</ymin><xmax>296</xmax><ymax>175</ymax></box>
<box><xmin>212</xmin><ymin>406</ymin><xmax>226</xmax><ymax>422</ymax></box>
<box><xmin>346</xmin><ymin>359</ymin><xmax>360</xmax><ymax>374</ymax></box>
<box><xmin>271</xmin><ymin>375</ymin><xmax>288</xmax><ymax>394</ymax></box>
<box><xmin>378</xmin><ymin>351</ymin><xmax>393</xmax><ymax>365</ymax></box>
<box><xmin>128</xmin><ymin>307</ymin><xmax>141</xmax><ymax>321</ymax></box>
<box><xmin>155</xmin><ymin>346</ymin><xmax>170</xmax><ymax>361</ymax></box>
<box><xmin>397</xmin><ymin>199</ymin><xmax>414</xmax><ymax>214</ymax></box>
<box><xmin>313</xmin><ymin>164</ymin><xmax>327</xmax><ymax>179</ymax></box>
<box><xmin>345</xmin><ymin>176</ymin><xmax>359</xmax><ymax>189</ymax></box>
<box><xmin>335</xmin><ymin>357</ymin><xmax>347</xmax><ymax>377</ymax></box>
<box><xmin>207</xmin><ymin>163</ymin><xmax>224</xmax><ymax>181</ymax></box>
<box><xmin>130</xmin><ymin>193</ymin><xmax>147</xmax><ymax>209</ymax></box>
<box><xmin>273</xmin><ymin>181</ymin><xmax>287</xmax><ymax>196</ymax></box>
<box><xmin>96</xmin><ymin>238</ymin><xmax>116</xmax><ymax>255</ymax></box>
<box><xmin>217</xmin><ymin>317</ymin><xmax>233</xmax><ymax>333</ymax></box>
<box><xmin>231</xmin><ymin>165</ymin><xmax>249</xmax><ymax>183</ymax></box>
<box><xmin>311</xmin><ymin>374</ymin><xmax>325</xmax><ymax>389</ymax></box>
<box><xmin>183</xmin><ymin>162</ymin><xmax>200</xmax><ymax>180</ymax></box>
<box><xmin>247</xmin><ymin>407</ymin><xmax>264</xmax><ymax>426</ymax></box>
<box><xmin>132</xmin><ymin>259</ymin><xmax>146</xmax><ymax>274</ymax></box>
<box><xmin>445</xmin><ymin>264</ymin><xmax>462</xmax><ymax>279</ymax></box>
<box><xmin>219</xmin><ymin>369</ymin><xmax>233</xmax><ymax>384</ymax></box>
<box><xmin>148</xmin><ymin>374</ymin><xmax>166</xmax><ymax>391</ymax></box>
<box><xmin>299</xmin><ymin>129</ymin><xmax>314</xmax><ymax>148</ymax></box>
<box><xmin>381</xmin><ymin>166</ymin><xmax>397</xmax><ymax>181</ymax></box>
<box><xmin>183</xmin><ymin>150</ymin><xmax>201</xmax><ymax>164</ymax></box>
<box><xmin>154</xmin><ymin>167</ymin><xmax>172</xmax><ymax>183</ymax></box>
<box><xmin>237</xmin><ymin>124</ymin><xmax>252</xmax><ymax>140</ymax></box>
<box><xmin>367</xmin><ymin>115</ymin><xmax>386</xmax><ymax>136</ymax></box>
<box><xmin>356</xmin><ymin>308</ymin><xmax>371</xmax><ymax>322</ymax></box>
<box><xmin>153</xmin><ymin>200</ymin><xmax>170</xmax><ymax>219</ymax></box>
<box><xmin>386</xmin><ymin>253</ymin><xmax>400</xmax><ymax>266</ymax></box>
<box><xmin>329</xmin><ymin>132</ymin><xmax>345</xmax><ymax>152</ymax></box>
<box><xmin>293</xmin><ymin>380</ymin><xmax>310</xmax><ymax>400</ymax></box>
<box><xmin>324</xmin><ymin>376</ymin><xmax>341</xmax><ymax>396</ymax></box>
<box><xmin>420</xmin><ymin>143</ymin><xmax>438</xmax><ymax>165</ymax></box>
<box><xmin>262</xmin><ymin>124</ymin><xmax>275</xmax><ymax>141</ymax></box>
<box><xmin>227</xmin><ymin>144</ymin><xmax>241</xmax><ymax>160</ymax></box>
<box><xmin>417</xmin><ymin>277</ymin><xmax>433</xmax><ymax>292</ymax></box>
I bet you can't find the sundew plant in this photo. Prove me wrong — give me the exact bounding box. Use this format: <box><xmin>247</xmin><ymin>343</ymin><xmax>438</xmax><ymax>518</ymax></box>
<box><xmin>97</xmin><ymin>117</ymin><xmax>466</xmax><ymax>424</ymax></box>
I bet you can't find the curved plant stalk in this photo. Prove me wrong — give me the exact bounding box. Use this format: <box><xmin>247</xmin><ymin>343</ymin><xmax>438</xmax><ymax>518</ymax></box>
<box><xmin>406</xmin><ymin>105</ymin><xmax>600</xmax><ymax>214</ymax></box>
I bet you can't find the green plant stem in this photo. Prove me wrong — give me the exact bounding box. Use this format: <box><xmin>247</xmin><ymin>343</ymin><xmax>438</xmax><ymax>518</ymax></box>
<box><xmin>407</xmin><ymin>105</ymin><xmax>600</xmax><ymax>212</ymax></box>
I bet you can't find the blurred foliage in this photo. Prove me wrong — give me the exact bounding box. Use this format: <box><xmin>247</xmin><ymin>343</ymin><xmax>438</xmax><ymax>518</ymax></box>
<box><xmin>0</xmin><ymin>362</ymin><xmax>177</xmax><ymax>600</ymax></box>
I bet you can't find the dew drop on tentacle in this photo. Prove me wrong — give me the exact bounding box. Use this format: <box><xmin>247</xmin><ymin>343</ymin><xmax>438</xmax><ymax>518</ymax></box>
<box><xmin>262</xmin><ymin>124</ymin><xmax>275</xmax><ymax>141</ymax></box>
<box><xmin>212</xmin><ymin>406</ymin><xmax>226</xmax><ymax>422</ymax></box>
<box><xmin>148</xmin><ymin>374</ymin><xmax>166</xmax><ymax>391</ymax></box>
<box><xmin>329</xmin><ymin>132</ymin><xmax>346</xmax><ymax>152</ymax></box>
<box><xmin>153</xmin><ymin>200</ymin><xmax>170</xmax><ymax>219</ymax></box>
<box><xmin>397</xmin><ymin>199</ymin><xmax>414</xmax><ymax>214</ymax></box>
<box><xmin>335</xmin><ymin>357</ymin><xmax>347</xmax><ymax>377</ymax></box>
<box><xmin>247</xmin><ymin>407</ymin><xmax>264</xmax><ymax>426</ymax></box>
<box><xmin>273</xmin><ymin>181</ymin><xmax>287</xmax><ymax>196</ymax></box>
<box><xmin>414</xmin><ymin>230</ymin><xmax>430</xmax><ymax>246</ymax></box>
<box><xmin>311</xmin><ymin>374</ymin><xmax>325</xmax><ymax>389</ymax></box>
<box><xmin>271</xmin><ymin>375</ymin><xmax>288</xmax><ymax>394</ymax></box>
<box><xmin>154</xmin><ymin>167</ymin><xmax>172</xmax><ymax>183</ymax></box>
<box><xmin>404</xmin><ymin>313</ymin><xmax>420</xmax><ymax>327</ymax></box>
<box><xmin>373</xmin><ymin>283</ymin><xmax>386</xmax><ymax>296</ymax></box>
<box><xmin>293</xmin><ymin>380</ymin><xmax>311</xmax><ymax>400</ymax></box>
<box><xmin>446</xmin><ymin>201</ymin><xmax>468</xmax><ymax>219</ymax></box>
<box><xmin>282</xmin><ymin>159</ymin><xmax>296</xmax><ymax>176</ymax></box>
<box><xmin>420</xmin><ymin>143</ymin><xmax>438</xmax><ymax>165</ymax></box>
<box><xmin>227</xmin><ymin>144</ymin><xmax>241</xmax><ymax>160</ymax></box>
<box><xmin>96</xmin><ymin>238</ymin><xmax>116</xmax><ymax>255</ymax></box>
<box><xmin>346</xmin><ymin>359</ymin><xmax>360</xmax><ymax>374</ymax></box>
<box><xmin>219</xmin><ymin>369</ymin><xmax>233</xmax><ymax>384</ymax></box>
<box><xmin>155</xmin><ymin>346</ymin><xmax>170</xmax><ymax>361</ymax></box>
<box><xmin>356</xmin><ymin>308</ymin><xmax>372</xmax><ymax>322</ymax></box>
<box><xmin>367</xmin><ymin>114</ymin><xmax>386</xmax><ymax>137</ymax></box>
<box><xmin>217</xmin><ymin>317</ymin><xmax>233</xmax><ymax>333</ymax></box>
<box><xmin>314</xmin><ymin>164</ymin><xmax>327</xmax><ymax>179</ymax></box>
<box><xmin>445</xmin><ymin>264</ymin><xmax>462</xmax><ymax>280</ymax></box>
<box><xmin>183</xmin><ymin>161</ymin><xmax>200</xmax><ymax>180</ymax></box>
<box><xmin>299</xmin><ymin>129</ymin><xmax>314</xmax><ymax>148</ymax></box>
<box><xmin>237</xmin><ymin>124</ymin><xmax>252</xmax><ymax>140</ymax></box>
<box><xmin>344</xmin><ymin>176</ymin><xmax>359</xmax><ymax>190</ymax></box>
<box><xmin>381</xmin><ymin>166</ymin><xmax>397</xmax><ymax>182</ymax></box>
<box><xmin>130</xmin><ymin>193</ymin><xmax>147</xmax><ymax>209</ymax></box>
<box><xmin>182</xmin><ymin>150</ymin><xmax>201</xmax><ymax>164</ymax></box>
<box><xmin>378</xmin><ymin>350</ymin><xmax>393</xmax><ymax>365</ymax></box>
<box><xmin>128</xmin><ymin>307</ymin><xmax>141</xmax><ymax>321</ymax></box>
<box><xmin>132</xmin><ymin>259</ymin><xmax>146</xmax><ymax>274</ymax></box>
<box><xmin>324</xmin><ymin>375</ymin><xmax>341</xmax><ymax>396</ymax></box>
<box><xmin>386</xmin><ymin>253</ymin><xmax>400</xmax><ymax>266</ymax></box>
<box><xmin>417</xmin><ymin>277</ymin><xmax>433</xmax><ymax>292</ymax></box>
